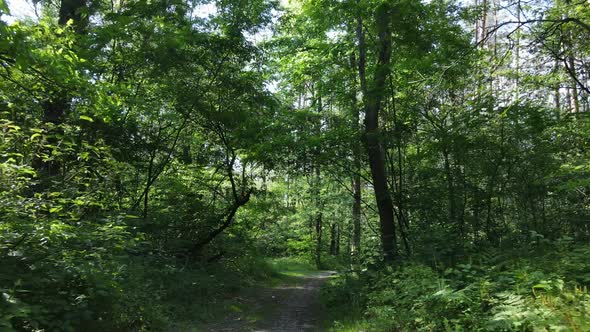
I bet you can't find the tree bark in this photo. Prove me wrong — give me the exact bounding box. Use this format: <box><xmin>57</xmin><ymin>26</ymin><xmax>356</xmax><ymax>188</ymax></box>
<box><xmin>315</xmin><ymin>208</ymin><xmax>323</xmax><ymax>268</ymax></box>
<box><xmin>443</xmin><ymin>148</ymin><xmax>456</xmax><ymax>224</ymax></box>
<box><xmin>351</xmin><ymin>175</ymin><xmax>362</xmax><ymax>261</ymax></box>
<box><xmin>350</xmin><ymin>52</ymin><xmax>362</xmax><ymax>267</ymax></box>
<box><xmin>391</xmin><ymin>80</ymin><xmax>410</xmax><ymax>255</ymax></box>
<box><xmin>569</xmin><ymin>55</ymin><xmax>580</xmax><ymax>113</ymax></box>
<box><xmin>480</xmin><ymin>0</ymin><xmax>488</xmax><ymax>44</ymax></box>
<box><xmin>314</xmin><ymin>165</ymin><xmax>323</xmax><ymax>268</ymax></box>
<box><xmin>330</xmin><ymin>222</ymin><xmax>336</xmax><ymax>255</ymax></box>
<box><xmin>356</xmin><ymin>4</ymin><xmax>397</xmax><ymax>262</ymax></box>
<box><xmin>191</xmin><ymin>190</ymin><xmax>252</xmax><ymax>254</ymax></box>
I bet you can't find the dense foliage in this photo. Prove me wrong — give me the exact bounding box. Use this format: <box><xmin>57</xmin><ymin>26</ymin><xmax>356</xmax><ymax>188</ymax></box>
<box><xmin>324</xmin><ymin>243</ymin><xmax>590</xmax><ymax>331</ymax></box>
<box><xmin>1</xmin><ymin>0</ymin><xmax>589</xmax><ymax>330</ymax></box>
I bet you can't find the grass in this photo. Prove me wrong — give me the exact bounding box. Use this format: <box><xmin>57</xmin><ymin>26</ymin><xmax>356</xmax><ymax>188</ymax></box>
<box><xmin>267</xmin><ymin>256</ymin><xmax>319</xmax><ymax>285</ymax></box>
<box><xmin>268</xmin><ymin>256</ymin><xmax>317</xmax><ymax>274</ymax></box>
<box><xmin>329</xmin><ymin>321</ymin><xmax>371</xmax><ymax>332</ymax></box>
<box><xmin>320</xmin><ymin>273</ymin><xmax>368</xmax><ymax>331</ymax></box>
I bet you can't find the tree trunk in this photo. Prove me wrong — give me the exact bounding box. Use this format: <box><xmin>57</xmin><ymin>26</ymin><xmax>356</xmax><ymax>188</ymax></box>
<box><xmin>443</xmin><ymin>148</ymin><xmax>456</xmax><ymax>224</ymax></box>
<box><xmin>554</xmin><ymin>59</ymin><xmax>561</xmax><ymax>110</ymax></box>
<box><xmin>33</xmin><ymin>0</ymin><xmax>88</xmax><ymax>186</ymax></box>
<box><xmin>315</xmin><ymin>210</ymin><xmax>323</xmax><ymax>268</ymax></box>
<box><xmin>351</xmin><ymin>175</ymin><xmax>362</xmax><ymax>262</ymax></box>
<box><xmin>58</xmin><ymin>0</ymin><xmax>89</xmax><ymax>34</ymax></box>
<box><xmin>350</xmin><ymin>52</ymin><xmax>362</xmax><ymax>267</ymax></box>
<box><xmin>356</xmin><ymin>4</ymin><xmax>397</xmax><ymax>262</ymax></box>
<box><xmin>335</xmin><ymin>221</ymin><xmax>340</xmax><ymax>255</ymax></box>
<box><xmin>569</xmin><ymin>55</ymin><xmax>580</xmax><ymax>113</ymax></box>
<box><xmin>314</xmin><ymin>165</ymin><xmax>323</xmax><ymax>268</ymax></box>
<box><xmin>391</xmin><ymin>80</ymin><xmax>410</xmax><ymax>255</ymax></box>
<box><xmin>330</xmin><ymin>223</ymin><xmax>337</xmax><ymax>255</ymax></box>
<box><xmin>480</xmin><ymin>0</ymin><xmax>488</xmax><ymax>43</ymax></box>
<box><xmin>191</xmin><ymin>190</ymin><xmax>252</xmax><ymax>254</ymax></box>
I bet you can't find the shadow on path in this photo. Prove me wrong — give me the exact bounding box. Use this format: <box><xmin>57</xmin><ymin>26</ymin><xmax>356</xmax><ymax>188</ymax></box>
<box><xmin>206</xmin><ymin>271</ymin><xmax>335</xmax><ymax>332</ymax></box>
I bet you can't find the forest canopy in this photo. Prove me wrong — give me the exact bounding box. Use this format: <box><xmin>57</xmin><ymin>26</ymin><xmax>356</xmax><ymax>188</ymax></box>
<box><xmin>1</xmin><ymin>0</ymin><xmax>590</xmax><ymax>330</ymax></box>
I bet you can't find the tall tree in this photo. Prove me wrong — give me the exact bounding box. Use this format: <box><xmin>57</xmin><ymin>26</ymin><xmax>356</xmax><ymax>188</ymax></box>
<box><xmin>356</xmin><ymin>2</ymin><xmax>397</xmax><ymax>261</ymax></box>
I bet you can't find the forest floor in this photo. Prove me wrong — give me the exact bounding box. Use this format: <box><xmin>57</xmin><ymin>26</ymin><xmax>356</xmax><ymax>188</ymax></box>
<box><xmin>199</xmin><ymin>270</ymin><xmax>336</xmax><ymax>332</ymax></box>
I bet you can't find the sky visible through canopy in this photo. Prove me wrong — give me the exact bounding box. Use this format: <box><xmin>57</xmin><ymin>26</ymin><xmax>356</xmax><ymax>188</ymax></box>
<box><xmin>3</xmin><ymin>0</ymin><xmax>217</xmax><ymax>23</ymax></box>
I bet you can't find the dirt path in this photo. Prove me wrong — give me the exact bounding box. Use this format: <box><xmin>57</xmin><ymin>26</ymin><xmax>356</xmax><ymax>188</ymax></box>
<box><xmin>205</xmin><ymin>271</ymin><xmax>335</xmax><ymax>332</ymax></box>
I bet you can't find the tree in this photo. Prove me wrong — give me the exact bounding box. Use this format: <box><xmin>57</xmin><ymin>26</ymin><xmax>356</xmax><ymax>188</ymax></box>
<box><xmin>356</xmin><ymin>2</ymin><xmax>397</xmax><ymax>261</ymax></box>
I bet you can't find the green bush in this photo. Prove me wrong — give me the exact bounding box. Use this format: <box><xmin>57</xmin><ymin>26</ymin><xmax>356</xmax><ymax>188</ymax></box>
<box><xmin>323</xmin><ymin>245</ymin><xmax>590</xmax><ymax>332</ymax></box>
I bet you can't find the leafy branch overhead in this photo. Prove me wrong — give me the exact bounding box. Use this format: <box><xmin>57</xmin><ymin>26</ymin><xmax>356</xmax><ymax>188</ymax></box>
<box><xmin>1</xmin><ymin>0</ymin><xmax>590</xmax><ymax>330</ymax></box>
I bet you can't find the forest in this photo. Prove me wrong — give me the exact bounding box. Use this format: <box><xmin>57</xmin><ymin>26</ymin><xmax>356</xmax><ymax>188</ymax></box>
<box><xmin>1</xmin><ymin>0</ymin><xmax>590</xmax><ymax>331</ymax></box>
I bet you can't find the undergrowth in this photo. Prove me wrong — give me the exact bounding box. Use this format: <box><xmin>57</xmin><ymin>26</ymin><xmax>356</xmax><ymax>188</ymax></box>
<box><xmin>322</xmin><ymin>244</ymin><xmax>590</xmax><ymax>331</ymax></box>
<box><xmin>112</xmin><ymin>253</ymin><xmax>277</xmax><ymax>331</ymax></box>
<box><xmin>1</xmin><ymin>252</ymin><xmax>276</xmax><ymax>331</ymax></box>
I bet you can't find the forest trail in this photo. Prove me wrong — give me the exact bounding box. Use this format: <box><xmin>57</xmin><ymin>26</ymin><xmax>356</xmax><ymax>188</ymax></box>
<box><xmin>205</xmin><ymin>271</ymin><xmax>335</xmax><ymax>332</ymax></box>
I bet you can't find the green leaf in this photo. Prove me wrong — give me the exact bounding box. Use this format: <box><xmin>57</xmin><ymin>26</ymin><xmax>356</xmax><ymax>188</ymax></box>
<box><xmin>0</xmin><ymin>0</ymin><xmax>10</xmax><ymax>15</ymax></box>
<box><xmin>79</xmin><ymin>115</ymin><xmax>94</xmax><ymax>122</ymax></box>
<box><xmin>49</xmin><ymin>206</ymin><xmax>63</xmax><ymax>214</ymax></box>
<box><xmin>532</xmin><ymin>283</ymin><xmax>550</xmax><ymax>290</ymax></box>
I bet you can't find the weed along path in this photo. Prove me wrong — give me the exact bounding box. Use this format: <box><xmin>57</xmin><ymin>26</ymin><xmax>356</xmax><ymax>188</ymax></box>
<box><xmin>203</xmin><ymin>271</ymin><xmax>336</xmax><ymax>332</ymax></box>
